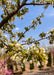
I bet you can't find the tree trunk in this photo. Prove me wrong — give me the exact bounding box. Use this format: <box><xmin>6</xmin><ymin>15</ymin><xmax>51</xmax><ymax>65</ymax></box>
<box><xmin>51</xmin><ymin>52</ymin><xmax>53</xmax><ymax>67</ymax></box>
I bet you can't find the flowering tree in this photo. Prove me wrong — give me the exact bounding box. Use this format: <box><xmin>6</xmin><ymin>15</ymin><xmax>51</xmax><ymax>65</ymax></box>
<box><xmin>0</xmin><ymin>0</ymin><xmax>54</xmax><ymax>73</ymax></box>
<box><xmin>8</xmin><ymin>43</ymin><xmax>48</xmax><ymax>70</ymax></box>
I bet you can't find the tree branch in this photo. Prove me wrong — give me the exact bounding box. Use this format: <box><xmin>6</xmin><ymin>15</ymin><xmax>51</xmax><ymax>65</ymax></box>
<box><xmin>25</xmin><ymin>2</ymin><xmax>50</xmax><ymax>5</ymax></box>
<box><xmin>0</xmin><ymin>5</ymin><xmax>24</xmax><ymax>28</ymax></box>
<box><xmin>1</xmin><ymin>35</ymin><xmax>50</xmax><ymax>53</ymax></box>
<box><xmin>21</xmin><ymin>36</ymin><xmax>50</xmax><ymax>45</ymax></box>
<box><xmin>36</xmin><ymin>36</ymin><xmax>50</xmax><ymax>41</ymax></box>
<box><xmin>22</xmin><ymin>0</ymin><xmax>28</xmax><ymax>4</ymax></box>
<box><xmin>17</xmin><ymin>25</ymin><xmax>32</xmax><ymax>41</ymax></box>
<box><xmin>0</xmin><ymin>0</ymin><xmax>28</xmax><ymax>28</ymax></box>
<box><xmin>1</xmin><ymin>35</ymin><xmax>50</xmax><ymax>46</ymax></box>
<box><xmin>0</xmin><ymin>1</ymin><xmax>50</xmax><ymax>28</ymax></box>
<box><xmin>17</xmin><ymin>31</ymin><xmax>27</xmax><ymax>41</ymax></box>
<box><xmin>17</xmin><ymin>8</ymin><xmax>47</xmax><ymax>42</ymax></box>
<box><xmin>1</xmin><ymin>40</ymin><xmax>8</xmax><ymax>46</ymax></box>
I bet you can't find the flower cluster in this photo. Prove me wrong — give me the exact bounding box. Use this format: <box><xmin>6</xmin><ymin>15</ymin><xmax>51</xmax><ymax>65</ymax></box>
<box><xmin>10</xmin><ymin>44</ymin><xmax>48</xmax><ymax>68</ymax></box>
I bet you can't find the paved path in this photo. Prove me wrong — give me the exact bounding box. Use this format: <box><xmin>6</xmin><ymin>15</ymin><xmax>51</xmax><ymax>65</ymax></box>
<box><xmin>13</xmin><ymin>67</ymin><xmax>54</xmax><ymax>75</ymax></box>
<box><xmin>22</xmin><ymin>71</ymin><xmax>54</xmax><ymax>75</ymax></box>
<box><xmin>22</xmin><ymin>67</ymin><xmax>54</xmax><ymax>75</ymax></box>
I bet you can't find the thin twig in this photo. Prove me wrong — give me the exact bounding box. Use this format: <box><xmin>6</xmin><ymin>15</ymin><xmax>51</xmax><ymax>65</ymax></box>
<box><xmin>21</xmin><ymin>35</ymin><xmax>50</xmax><ymax>45</ymax></box>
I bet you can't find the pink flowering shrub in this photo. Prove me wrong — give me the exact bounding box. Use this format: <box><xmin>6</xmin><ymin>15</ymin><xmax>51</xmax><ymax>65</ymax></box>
<box><xmin>0</xmin><ymin>55</ymin><xmax>12</xmax><ymax>75</ymax></box>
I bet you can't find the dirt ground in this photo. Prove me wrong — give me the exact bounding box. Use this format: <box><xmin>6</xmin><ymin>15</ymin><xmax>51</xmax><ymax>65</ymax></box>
<box><xmin>22</xmin><ymin>66</ymin><xmax>54</xmax><ymax>75</ymax></box>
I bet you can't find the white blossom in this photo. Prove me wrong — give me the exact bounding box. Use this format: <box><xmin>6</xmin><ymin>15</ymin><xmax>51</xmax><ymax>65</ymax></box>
<box><xmin>15</xmin><ymin>43</ymin><xmax>19</xmax><ymax>47</ymax></box>
<box><xmin>29</xmin><ymin>60</ymin><xmax>33</xmax><ymax>64</ymax></box>
<box><xmin>23</xmin><ymin>59</ymin><xmax>27</xmax><ymax>63</ymax></box>
<box><xmin>36</xmin><ymin>61</ymin><xmax>40</xmax><ymax>67</ymax></box>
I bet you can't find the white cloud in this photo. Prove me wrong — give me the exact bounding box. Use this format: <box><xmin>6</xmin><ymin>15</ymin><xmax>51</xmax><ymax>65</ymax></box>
<box><xmin>49</xmin><ymin>13</ymin><xmax>54</xmax><ymax>16</ymax></box>
<box><xmin>15</xmin><ymin>27</ymin><xmax>19</xmax><ymax>30</ymax></box>
<box><xmin>48</xmin><ymin>13</ymin><xmax>54</xmax><ymax>17</ymax></box>
<box><xmin>45</xmin><ymin>9</ymin><xmax>54</xmax><ymax>17</ymax></box>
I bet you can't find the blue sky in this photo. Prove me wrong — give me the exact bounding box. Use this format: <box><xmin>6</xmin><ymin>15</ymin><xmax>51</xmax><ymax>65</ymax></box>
<box><xmin>14</xmin><ymin>5</ymin><xmax>54</xmax><ymax>44</ymax></box>
<box><xmin>0</xmin><ymin>4</ymin><xmax>54</xmax><ymax>45</ymax></box>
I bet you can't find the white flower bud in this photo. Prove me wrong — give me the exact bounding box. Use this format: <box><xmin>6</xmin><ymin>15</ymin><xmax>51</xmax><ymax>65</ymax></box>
<box><xmin>4</xmin><ymin>35</ymin><xmax>7</xmax><ymax>38</ymax></box>
<box><xmin>29</xmin><ymin>60</ymin><xmax>33</xmax><ymax>64</ymax></box>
